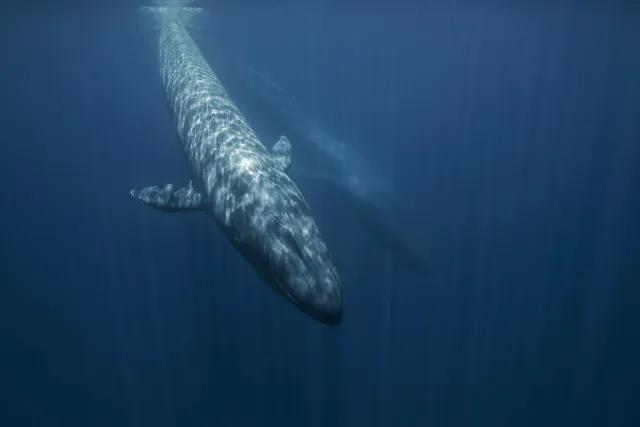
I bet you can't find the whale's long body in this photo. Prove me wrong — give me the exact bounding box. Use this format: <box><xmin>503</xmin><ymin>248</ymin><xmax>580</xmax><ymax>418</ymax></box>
<box><xmin>131</xmin><ymin>5</ymin><xmax>342</xmax><ymax>324</ymax></box>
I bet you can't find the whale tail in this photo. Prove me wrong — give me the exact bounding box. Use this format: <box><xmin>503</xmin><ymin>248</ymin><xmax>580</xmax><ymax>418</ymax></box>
<box><xmin>140</xmin><ymin>0</ymin><xmax>204</xmax><ymax>31</ymax></box>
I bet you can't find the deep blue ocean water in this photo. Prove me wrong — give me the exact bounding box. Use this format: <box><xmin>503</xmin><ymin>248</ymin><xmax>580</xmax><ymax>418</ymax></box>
<box><xmin>1</xmin><ymin>1</ymin><xmax>639</xmax><ymax>426</ymax></box>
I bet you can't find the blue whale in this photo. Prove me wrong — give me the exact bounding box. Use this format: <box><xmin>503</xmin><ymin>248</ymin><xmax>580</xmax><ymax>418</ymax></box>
<box><xmin>131</xmin><ymin>5</ymin><xmax>343</xmax><ymax>325</ymax></box>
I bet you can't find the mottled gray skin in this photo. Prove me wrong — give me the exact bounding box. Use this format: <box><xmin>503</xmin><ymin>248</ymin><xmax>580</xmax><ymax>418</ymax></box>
<box><xmin>131</xmin><ymin>12</ymin><xmax>342</xmax><ymax>325</ymax></box>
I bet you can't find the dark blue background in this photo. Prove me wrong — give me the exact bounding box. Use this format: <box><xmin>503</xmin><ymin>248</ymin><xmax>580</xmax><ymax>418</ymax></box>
<box><xmin>1</xmin><ymin>1</ymin><xmax>639</xmax><ymax>426</ymax></box>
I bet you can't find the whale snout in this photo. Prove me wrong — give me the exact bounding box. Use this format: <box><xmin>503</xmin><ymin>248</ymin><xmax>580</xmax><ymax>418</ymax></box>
<box><xmin>301</xmin><ymin>275</ymin><xmax>343</xmax><ymax>325</ymax></box>
<box><xmin>293</xmin><ymin>261</ymin><xmax>343</xmax><ymax>326</ymax></box>
<box><xmin>307</xmin><ymin>297</ymin><xmax>343</xmax><ymax>325</ymax></box>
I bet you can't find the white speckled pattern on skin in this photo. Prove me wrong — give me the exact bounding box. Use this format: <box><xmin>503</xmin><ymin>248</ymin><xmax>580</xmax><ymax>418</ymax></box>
<box><xmin>130</xmin><ymin>5</ymin><xmax>343</xmax><ymax>325</ymax></box>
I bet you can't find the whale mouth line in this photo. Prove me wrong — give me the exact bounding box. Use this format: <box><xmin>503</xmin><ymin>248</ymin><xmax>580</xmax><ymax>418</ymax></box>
<box><xmin>273</xmin><ymin>276</ymin><xmax>301</xmax><ymax>308</ymax></box>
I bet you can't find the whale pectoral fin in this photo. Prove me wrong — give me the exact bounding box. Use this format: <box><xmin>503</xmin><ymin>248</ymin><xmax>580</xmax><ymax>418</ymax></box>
<box><xmin>271</xmin><ymin>135</ymin><xmax>292</xmax><ymax>173</ymax></box>
<box><xmin>130</xmin><ymin>182</ymin><xmax>203</xmax><ymax>213</ymax></box>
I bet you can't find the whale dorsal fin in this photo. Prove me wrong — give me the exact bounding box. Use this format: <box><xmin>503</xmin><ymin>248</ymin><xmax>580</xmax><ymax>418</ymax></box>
<box><xmin>130</xmin><ymin>181</ymin><xmax>203</xmax><ymax>212</ymax></box>
<box><xmin>271</xmin><ymin>135</ymin><xmax>292</xmax><ymax>173</ymax></box>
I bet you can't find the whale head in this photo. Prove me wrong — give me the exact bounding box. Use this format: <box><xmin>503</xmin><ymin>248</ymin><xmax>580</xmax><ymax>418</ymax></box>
<box><xmin>266</xmin><ymin>211</ymin><xmax>343</xmax><ymax>325</ymax></box>
<box><xmin>225</xmin><ymin>176</ymin><xmax>343</xmax><ymax>326</ymax></box>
